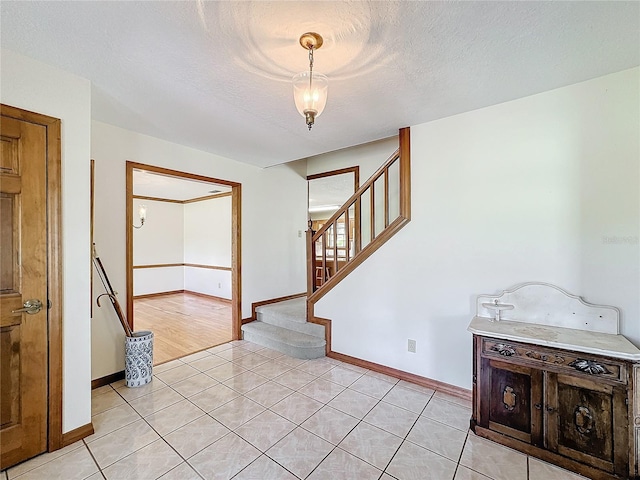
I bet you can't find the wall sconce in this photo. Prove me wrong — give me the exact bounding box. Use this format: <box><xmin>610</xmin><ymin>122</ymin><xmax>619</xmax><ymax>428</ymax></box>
<box><xmin>293</xmin><ymin>32</ymin><xmax>328</xmax><ymax>131</ymax></box>
<box><xmin>133</xmin><ymin>205</ymin><xmax>147</xmax><ymax>229</ymax></box>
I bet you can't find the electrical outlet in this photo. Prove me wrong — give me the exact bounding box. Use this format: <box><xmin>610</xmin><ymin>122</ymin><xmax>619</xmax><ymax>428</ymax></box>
<box><xmin>298</xmin><ymin>230</ymin><xmax>302</xmax><ymax>238</ymax></box>
<box><xmin>218</xmin><ymin>283</ymin><xmax>221</xmax><ymax>288</ymax></box>
<box><xmin>407</xmin><ymin>339</ymin><xmax>417</xmax><ymax>353</ymax></box>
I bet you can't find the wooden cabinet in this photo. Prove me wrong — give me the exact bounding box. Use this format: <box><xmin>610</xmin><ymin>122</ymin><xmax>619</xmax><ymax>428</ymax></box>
<box><xmin>472</xmin><ymin>335</ymin><xmax>636</xmax><ymax>480</ymax></box>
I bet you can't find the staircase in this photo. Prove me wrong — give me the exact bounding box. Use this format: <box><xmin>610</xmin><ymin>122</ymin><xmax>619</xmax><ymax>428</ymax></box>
<box><xmin>242</xmin><ymin>127</ymin><xmax>411</xmax><ymax>359</ymax></box>
<box><xmin>240</xmin><ymin>297</ymin><xmax>326</xmax><ymax>359</ymax></box>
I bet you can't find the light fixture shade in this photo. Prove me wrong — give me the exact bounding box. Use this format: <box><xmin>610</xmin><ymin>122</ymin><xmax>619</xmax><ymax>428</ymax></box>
<box><xmin>292</xmin><ymin>71</ymin><xmax>328</xmax><ymax>122</ymax></box>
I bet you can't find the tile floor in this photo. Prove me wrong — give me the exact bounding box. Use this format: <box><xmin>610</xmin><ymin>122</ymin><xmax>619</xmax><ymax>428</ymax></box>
<box><xmin>3</xmin><ymin>340</ymin><xmax>589</xmax><ymax>480</ymax></box>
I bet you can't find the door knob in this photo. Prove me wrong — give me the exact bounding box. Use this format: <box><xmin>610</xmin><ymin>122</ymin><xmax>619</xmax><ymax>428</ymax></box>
<box><xmin>12</xmin><ymin>299</ymin><xmax>43</xmax><ymax>315</ymax></box>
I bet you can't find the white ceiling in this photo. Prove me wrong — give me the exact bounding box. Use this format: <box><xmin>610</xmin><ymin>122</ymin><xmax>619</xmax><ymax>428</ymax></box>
<box><xmin>133</xmin><ymin>169</ymin><xmax>231</xmax><ymax>201</ymax></box>
<box><xmin>2</xmin><ymin>1</ymin><xmax>638</xmax><ymax>168</ymax></box>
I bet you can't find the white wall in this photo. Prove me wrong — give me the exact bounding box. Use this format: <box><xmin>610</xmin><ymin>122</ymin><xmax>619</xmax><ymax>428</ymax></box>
<box><xmin>184</xmin><ymin>196</ymin><xmax>232</xmax><ymax>298</ymax></box>
<box><xmin>0</xmin><ymin>50</ymin><xmax>92</xmax><ymax>433</ymax></box>
<box><xmin>307</xmin><ymin>136</ymin><xmax>398</xmax><ymax>181</ymax></box>
<box><xmin>315</xmin><ymin>68</ymin><xmax>640</xmax><ymax>390</ymax></box>
<box><xmin>91</xmin><ymin>121</ymin><xmax>307</xmax><ymax>379</ymax></box>
<box><xmin>133</xmin><ymin>199</ymin><xmax>184</xmax><ymax>295</ymax></box>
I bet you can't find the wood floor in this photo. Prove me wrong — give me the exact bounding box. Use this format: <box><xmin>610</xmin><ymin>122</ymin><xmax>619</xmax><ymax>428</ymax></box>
<box><xmin>133</xmin><ymin>292</ymin><xmax>232</xmax><ymax>365</ymax></box>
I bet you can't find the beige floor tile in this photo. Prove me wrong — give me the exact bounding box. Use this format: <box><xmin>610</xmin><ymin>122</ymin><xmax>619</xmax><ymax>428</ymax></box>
<box><xmin>180</xmin><ymin>350</ymin><xmax>213</xmax><ymax>363</ymax></box>
<box><xmin>276</xmin><ymin>356</ymin><xmax>308</xmax><ymax>368</ymax></box>
<box><xmin>302</xmin><ymin>406</ymin><xmax>360</xmax><ymax>445</ymax></box>
<box><xmin>155</xmin><ymin>364</ymin><xmax>200</xmax><ymax>385</ymax></box>
<box><xmin>235</xmin><ymin>410</ymin><xmax>296</xmax><ymax>451</ymax></box>
<box><xmin>350</xmin><ymin>375</ymin><xmax>395</xmax><ymax>399</ymax></box>
<box><xmin>337</xmin><ymin>362</ymin><xmax>368</xmax><ymax>374</ymax></box>
<box><xmin>298</xmin><ymin>377</ymin><xmax>345</xmax><ymax>404</ymax></box>
<box><xmin>204</xmin><ymin>362</ymin><xmax>246</xmax><ymax>382</ymax></box>
<box><xmin>235</xmin><ymin>341</ymin><xmax>263</xmax><ymax>352</ymax></box>
<box><xmin>157</xmin><ymin>462</ymin><xmax>203</xmax><ymax>480</ymax></box>
<box><xmin>114</xmin><ymin>378</ymin><xmax>167</xmax><ymax>402</ymax></box>
<box><xmin>249</xmin><ymin>360</ymin><xmax>292</xmax><ymax>379</ymax></box>
<box><xmin>297</xmin><ymin>358</ymin><xmax>335</xmax><ymax>376</ymax></box>
<box><xmin>171</xmin><ymin>373</ymin><xmax>218</xmax><ymax>397</ymax></box>
<box><xmin>128</xmin><ymin>387</ymin><xmax>184</xmax><ymax>417</ymax></box>
<box><xmin>210</xmin><ymin>396</ymin><xmax>265</xmax><ymax>430</ymax></box>
<box><xmin>454</xmin><ymin>466</ymin><xmax>493</xmax><ymax>480</ymax></box>
<box><xmin>9</xmin><ymin>446</ymin><xmax>98</xmax><ymax>480</ymax></box>
<box><xmin>232</xmin><ymin>352</ymin><xmax>271</xmax><ymax>369</ymax></box>
<box><xmin>380</xmin><ymin>474</ymin><xmax>396</xmax><ymax>480</ymax></box>
<box><xmin>460</xmin><ymin>434</ymin><xmax>527</xmax><ymax>480</ymax></box>
<box><xmin>434</xmin><ymin>390</ymin><xmax>473</xmax><ymax>409</ymax></box>
<box><xmin>91</xmin><ymin>385</ymin><xmax>114</xmax><ymax>398</ymax></box>
<box><xmin>222</xmin><ymin>370</ymin><xmax>268</xmax><ymax>394</ymax></box>
<box><xmin>528</xmin><ymin>457</ymin><xmax>590</xmax><ymax>479</ymax></box>
<box><xmin>386</xmin><ymin>441</ymin><xmax>457</xmax><ymax>480</ymax></box>
<box><xmin>232</xmin><ymin>455</ymin><xmax>297</xmax><ymax>480</ymax></box>
<box><xmin>102</xmin><ymin>439</ymin><xmax>182</xmax><ymax>480</ymax></box>
<box><xmin>189</xmin><ymin>433</ymin><xmax>260</xmax><ymax>480</ymax></box>
<box><xmin>422</xmin><ymin>397</ymin><xmax>472</xmax><ymax>432</ymax></box>
<box><xmin>320</xmin><ymin>366</ymin><xmax>364</xmax><ymax>387</ymax></box>
<box><xmin>87</xmin><ymin>419</ymin><xmax>160</xmax><ymax>468</ymax></box>
<box><xmin>85</xmin><ymin>473</ymin><xmax>105</xmax><ymax>480</ymax></box>
<box><xmin>338</xmin><ymin>422</ymin><xmax>402</xmax><ymax>470</ymax></box>
<box><xmin>243</xmin><ymin>381</ymin><xmax>294</xmax><ymax>408</ymax></box>
<box><xmin>206</xmin><ymin>343</ymin><xmax>233</xmax><ymax>354</ymax></box>
<box><xmin>189</xmin><ymin>355</ymin><xmax>228</xmax><ymax>372</ymax></box>
<box><xmin>153</xmin><ymin>359</ymin><xmax>185</xmax><ymax>374</ymax></box>
<box><xmin>164</xmin><ymin>415</ymin><xmax>230</xmax><ymax>459</ymax></box>
<box><xmin>397</xmin><ymin>380</ymin><xmax>435</xmax><ymax>396</ymax></box>
<box><xmin>365</xmin><ymin>370</ymin><xmax>400</xmax><ymax>385</ymax></box>
<box><xmin>144</xmin><ymin>399</ymin><xmax>205</xmax><ymax>436</ymax></box>
<box><xmin>7</xmin><ymin>441</ymin><xmax>85</xmax><ymax>479</ymax></box>
<box><xmin>87</xmin><ymin>403</ymin><xmax>141</xmax><ymax>443</ymax></box>
<box><xmin>308</xmin><ymin>447</ymin><xmax>382</xmax><ymax>480</ymax></box>
<box><xmin>382</xmin><ymin>384</ymin><xmax>432</xmax><ymax>413</ymax></box>
<box><xmin>189</xmin><ymin>383</ymin><xmax>240</xmax><ymax>412</ymax></box>
<box><xmin>266</xmin><ymin>427</ymin><xmax>333</xmax><ymax>479</ymax></box>
<box><xmin>215</xmin><ymin>348</ymin><xmax>251</xmax><ymax>362</ymax></box>
<box><xmin>91</xmin><ymin>389</ymin><xmax>125</xmax><ymax>416</ymax></box>
<box><xmin>363</xmin><ymin>401</ymin><xmax>418</xmax><ymax>438</ymax></box>
<box><xmin>328</xmin><ymin>388</ymin><xmax>379</xmax><ymax>419</ymax></box>
<box><xmin>407</xmin><ymin>417</ymin><xmax>467</xmax><ymax>461</ymax></box>
<box><xmin>270</xmin><ymin>391</ymin><xmax>324</xmax><ymax>424</ymax></box>
<box><xmin>253</xmin><ymin>348</ymin><xmax>285</xmax><ymax>360</ymax></box>
<box><xmin>272</xmin><ymin>368</ymin><xmax>316</xmax><ymax>390</ymax></box>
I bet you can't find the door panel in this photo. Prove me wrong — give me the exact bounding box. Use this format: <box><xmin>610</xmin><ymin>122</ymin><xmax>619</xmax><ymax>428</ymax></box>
<box><xmin>0</xmin><ymin>115</ymin><xmax>48</xmax><ymax>469</ymax></box>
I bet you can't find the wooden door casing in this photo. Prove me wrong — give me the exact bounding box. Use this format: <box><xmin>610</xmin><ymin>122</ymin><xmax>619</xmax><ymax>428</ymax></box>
<box><xmin>0</xmin><ymin>115</ymin><xmax>49</xmax><ymax>468</ymax></box>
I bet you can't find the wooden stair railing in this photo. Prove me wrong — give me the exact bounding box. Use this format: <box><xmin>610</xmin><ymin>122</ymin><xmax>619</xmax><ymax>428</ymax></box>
<box><xmin>306</xmin><ymin>127</ymin><xmax>411</xmax><ymax>315</ymax></box>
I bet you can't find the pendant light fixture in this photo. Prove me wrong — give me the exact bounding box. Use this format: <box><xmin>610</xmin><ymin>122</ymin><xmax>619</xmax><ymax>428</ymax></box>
<box><xmin>292</xmin><ymin>32</ymin><xmax>328</xmax><ymax>130</ymax></box>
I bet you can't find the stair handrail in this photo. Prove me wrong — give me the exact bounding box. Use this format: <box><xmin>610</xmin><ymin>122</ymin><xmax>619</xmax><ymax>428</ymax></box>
<box><xmin>307</xmin><ymin>127</ymin><xmax>411</xmax><ymax>302</ymax></box>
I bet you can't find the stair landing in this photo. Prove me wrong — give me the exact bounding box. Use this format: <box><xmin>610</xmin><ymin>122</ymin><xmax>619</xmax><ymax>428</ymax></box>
<box><xmin>241</xmin><ymin>297</ymin><xmax>326</xmax><ymax>359</ymax></box>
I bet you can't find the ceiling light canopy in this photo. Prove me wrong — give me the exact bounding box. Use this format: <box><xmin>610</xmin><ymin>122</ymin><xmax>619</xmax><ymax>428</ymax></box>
<box><xmin>293</xmin><ymin>32</ymin><xmax>328</xmax><ymax>131</ymax></box>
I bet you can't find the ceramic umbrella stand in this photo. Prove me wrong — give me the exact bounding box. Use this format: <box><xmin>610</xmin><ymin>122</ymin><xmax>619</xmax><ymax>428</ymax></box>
<box><xmin>125</xmin><ymin>330</ymin><xmax>154</xmax><ymax>387</ymax></box>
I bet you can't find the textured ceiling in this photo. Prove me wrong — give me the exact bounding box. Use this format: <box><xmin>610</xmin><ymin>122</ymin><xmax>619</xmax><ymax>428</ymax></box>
<box><xmin>2</xmin><ymin>1</ymin><xmax>638</xmax><ymax>167</ymax></box>
<box><xmin>133</xmin><ymin>169</ymin><xmax>231</xmax><ymax>201</ymax></box>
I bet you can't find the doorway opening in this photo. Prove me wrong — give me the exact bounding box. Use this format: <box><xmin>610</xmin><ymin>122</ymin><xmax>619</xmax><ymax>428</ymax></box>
<box><xmin>125</xmin><ymin>162</ymin><xmax>241</xmax><ymax>364</ymax></box>
<box><xmin>307</xmin><ymin>167</ymin><xmax>358</xmax><ymax>289</ymax></box>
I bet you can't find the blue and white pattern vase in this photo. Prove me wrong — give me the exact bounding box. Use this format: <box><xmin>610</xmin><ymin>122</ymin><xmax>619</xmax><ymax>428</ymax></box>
<box><xmin>125</xmin><ymin>330</ymin><xmax>154</xmax><ymax>387</ymax></box>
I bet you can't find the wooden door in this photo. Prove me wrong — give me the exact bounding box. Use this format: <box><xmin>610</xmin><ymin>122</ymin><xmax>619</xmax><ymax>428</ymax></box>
<box><xmin>546</xmin><ymin>372</ymin><xmax>628</xmax><ymax>476</ymax></box>
<box><xmin>1</xmin><ymin>115</ymin><xmax>49</xmax><ymax>469</ymax></box>
<box><xmin>479</xmin><ymin>358</ymin><xmax>543</xmax><ymax>446</ymax></box>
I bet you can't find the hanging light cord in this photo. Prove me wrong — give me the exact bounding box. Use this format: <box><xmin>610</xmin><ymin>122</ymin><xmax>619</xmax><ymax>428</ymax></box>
<box><xmin>308</xmin><ymin>46</ymin><xmax>314</xmax><ymax>91</ymax></box>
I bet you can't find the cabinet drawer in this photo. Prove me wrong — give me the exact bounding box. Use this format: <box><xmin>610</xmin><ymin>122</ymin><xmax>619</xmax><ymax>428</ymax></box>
<box><xmin>481</xmin><ymin>338</ymin><xmax>628</xmax><ymax>385</ymax></box>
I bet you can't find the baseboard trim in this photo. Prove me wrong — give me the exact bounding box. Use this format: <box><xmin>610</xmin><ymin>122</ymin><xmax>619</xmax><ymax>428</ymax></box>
<box><xmin>327</xmin><ymin>351</ymin><xmax>472</xmax><ymax>401</ymax></box>
<box><xmin>133</xmin><ymin>290</ymin><xmax>184</xmax><ymax>300</ymax></box>
<box><xmin>61</xmin><ymin>423</ymin><xmax>94</xmax><ymax>447</ymax></box>
<box><xmin>91</xmin><ymin>370</ymin><xmax>125</xmax><ymax>389</ymax></box>
<box><xmin>184</xmin><ymin>290</ymin><xmax>232</xmax><ymax>303</ymax></box>
<box><xmin>249</xmin><ymin>292</ymin><xmax>306</xmax><ymax>321</ymax></box>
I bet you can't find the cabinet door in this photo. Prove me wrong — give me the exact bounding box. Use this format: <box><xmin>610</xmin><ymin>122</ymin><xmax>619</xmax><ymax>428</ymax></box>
<box><xmin>546</xmin><ymin>372</ymin><xmax>628</xmax><ymax>477</ymax></box>
<box><xmin>479</xmin><ymin>358</ymin><xmax>543</xmax><ymax>445</ymax></box>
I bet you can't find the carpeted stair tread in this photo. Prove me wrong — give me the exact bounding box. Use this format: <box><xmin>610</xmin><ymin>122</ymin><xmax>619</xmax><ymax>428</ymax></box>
<box><xmin>255</xmin><ymin>297</ymin><xmax>306</xmax><ymax>324</ymax></box>
<box><xmin>241</xmin><ymin>321</ymin><xmax>326</xmax><ymax>359</ymax></box>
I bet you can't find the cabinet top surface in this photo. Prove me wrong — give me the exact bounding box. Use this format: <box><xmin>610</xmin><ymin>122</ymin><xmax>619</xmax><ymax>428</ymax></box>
<box><xmin>468</xmin><ymin>316</ymin><xmax>640</xmax><ymax>361</ymax></box>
